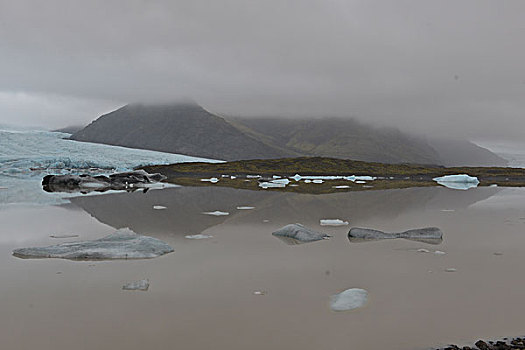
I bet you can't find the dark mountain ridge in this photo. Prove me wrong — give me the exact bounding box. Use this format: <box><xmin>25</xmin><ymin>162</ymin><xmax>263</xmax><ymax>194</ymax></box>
<box><xmin>70</xmin><ymin>102</ymin><xmax>507</xmax><ymax>166</ymax></box>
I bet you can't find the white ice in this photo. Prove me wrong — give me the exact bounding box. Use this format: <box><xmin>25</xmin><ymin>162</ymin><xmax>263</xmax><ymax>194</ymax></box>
<box><xmin>153</xmin><ymin>205</ymin><xmax>167</xmax><ymax>210</ymax></box>
<box><xmin>330</xmin><ymin>288</ymin><xmax>368</xmax><ymax>311</ymax></box>
<box><xmin>202</xmin><ymin>211</ymin><xmax>230</xmax><ymax>216</ymax></box>
<box><xmin>236</xmin><ymin>206</ymin><xmax>255</xmax><ymax>210</ymax></box>
<box><xmin>433</xmin><ymin>174</ymin><xmax>479</xmax><ymax>190</ymax></box>
<box><xmin>122</xmin><ymin>279</ymin><xmax>150</xmax><ymax>291</ymax></box>
<box><xmin>185</xmin><ymin>234</ymin><xmax>213</xmax><ymax>239</ymax></box>
<box><xmin>320</xmin><ymin>219</ymin><xmax>349</xmax><ymax>226</ymax></box>
<box><xmin>201</xmin><ymin>177</ymin><xmax>219</xmax><ymax>183</ymax></box>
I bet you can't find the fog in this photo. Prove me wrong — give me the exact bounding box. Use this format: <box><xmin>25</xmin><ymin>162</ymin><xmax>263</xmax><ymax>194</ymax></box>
<box><xmin>0</xmin><ymin>0</ymin><xmax>524</xmax><ymax>142</ymax></box>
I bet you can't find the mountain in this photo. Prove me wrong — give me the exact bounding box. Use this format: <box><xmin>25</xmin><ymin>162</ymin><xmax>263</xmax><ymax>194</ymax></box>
<box><xmin>52</xmin><ymin>125</ymin><xmax>85</xmax><ymax>134</ymax></box>
<box><xmin>230</xmin><ymin>117</ymin><xmax>441</xmax><ymax>164</ymax></box>
<box><xmin>71</xmin><ymin>102</ymin><xmax>507</xmax><ymax>166</ymax></box>
<box><xmin>70</xmin><ymin>103</ymin><xmax>290</xmax><ymax>161</ymax></box>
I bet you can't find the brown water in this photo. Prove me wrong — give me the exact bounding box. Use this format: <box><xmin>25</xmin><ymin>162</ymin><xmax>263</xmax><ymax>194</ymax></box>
<box><xmin>1</xmin><ymin>186</ymin><xmax>525</xmax><ymax>350</ymax></box>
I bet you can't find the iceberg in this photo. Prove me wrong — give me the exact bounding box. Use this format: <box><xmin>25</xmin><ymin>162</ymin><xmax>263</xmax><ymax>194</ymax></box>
<box><xmin>320</xmin><ymin>219</ymin><xmax>349</xmax><ymax>226</ymax></box>
<box><xmin>201</xmin><ymin>177</ymin><xmax>219</xmax><ymax>183</ymax></box>
<box><xmin>12</xmin><ymin>228</ymin><xmax>174</xmax><ymax>260</ymax></box>
<box><xmin>122</xmin><ymin>279</ymin><xmax>150</xmax><ymax>291</ymax></box>
<box><xmin>330</xmin><ymin>288</ymin><xmax>368</xmax><ymax>311</ymax></box>
<box><xmin>432</xmin><ymin>174</ymin><xmax>479</xmax><ymax>190</ymax></box>
<box><xmin>348</xmin><ymin>227</ymin><xmax>443</xmax><ymax>245</ymax></box>
<box><xmin>153</xmin><ymin>205</ymin><xmax>167</xmax><ymax>210</ymax></box>
<box><xmin>236</xmin><ymin>206</ymin><xmax>255</xmax><ymax>210</ymax></box>
<box><xmin>202</xmin><ymin>211</ymin><xmax>229</xmax><ymax>216</ymax></box>
<box><xmin>272</xmin><ymin>224</ymin><xmax>331</xmax><ymax>245</ymax></box>
<box><xmin>185</xmin><ymin>234</ymin><xmax>213</xmax><ymax>239</ymax></box>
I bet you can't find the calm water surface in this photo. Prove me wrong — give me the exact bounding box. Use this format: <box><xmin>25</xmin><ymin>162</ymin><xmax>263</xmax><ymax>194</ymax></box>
<box><xmin>1</xmin><ymin>185</ymin><xmax>525</xmax><ymax>350</ymax></box>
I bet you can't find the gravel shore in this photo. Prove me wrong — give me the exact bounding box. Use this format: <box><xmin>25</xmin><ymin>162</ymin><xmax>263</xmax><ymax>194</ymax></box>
<box><xmin>438</xmin><ymin>337</ymin><xmax>525</xmax><ymax>350</ymax></box>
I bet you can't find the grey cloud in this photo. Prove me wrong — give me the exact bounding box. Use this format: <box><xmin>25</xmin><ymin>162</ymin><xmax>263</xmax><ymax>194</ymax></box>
<box><xmin>0</xmin><ymin>0</ymin><xmax>524</xmax><ymax>141</ymax></box>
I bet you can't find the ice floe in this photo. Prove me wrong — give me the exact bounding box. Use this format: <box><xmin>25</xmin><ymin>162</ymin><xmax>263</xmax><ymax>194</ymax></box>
<box><xmin>122</xmin><ymin>279</ymin><xmax>150</xmax><ymax>291</ymax></box>
<box><xmin>348</xmin><ymin>227</ymin><xmax>443</xmax><ymax>245</ymax></box>
<box><xmin>236</xmin><ymin>206</ymin><xmax>255</xmax><ymax>210</ymax></box>
<box><xmin>13</xmin><ymin>228</ymin><xmax>174</xmax><ymax>260</ymax></box>
<box><xmin>333</xmin><ymin>185</ymin><xmax>350</xmax><ymax>189</ymax></box>
<box><xmin>320</xmin><ymin>219</ymin><xmax>349</xmax><ymax>226</ymax></box>
<box><xmin>272</xmin><ymin>224</ymin><xmax>331</xmax><ymax>245</ymax></box>
<box><xmin>185</xmin><ymin>234</ymin><xmax>213</xmax><ymax>239</ymax></box>
<box><xmin>153</xmin><ymin>205</ymin><xmax>167</xmax><ymax>210</ymax></box>
<box><xmin>433</xmin><ymin>174</ymin><xmax>479</xmax><ymax>190</ymax></box>
<box><xmin>330</xmin><ymin>288</ymin><xmax>368</xmax><ymax>311</ymax></box>
<box><xmin>201</xmin><ymin>177</ymin><xmax>219</xmax><ymax>183</ymax></box>
<box><xmin>202</xmin><ymin>211</ymin><xmax>230</xmax><ymax>216</ymax></box>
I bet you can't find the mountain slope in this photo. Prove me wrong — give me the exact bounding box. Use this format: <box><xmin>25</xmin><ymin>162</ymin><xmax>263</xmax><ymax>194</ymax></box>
<box><xmin>71</xmin><ymin>102</ymin><xmax>507</xmax><ymax>166</ymax></box>
<box><xmin>231</xmin><ymin>117</ymin><xmax>441</xmax><ymax>164</ymax></box>
<box><xmin>70</xmin><ymin>103</ymin><xmax>291</xmax><ymax>161</ymax></box>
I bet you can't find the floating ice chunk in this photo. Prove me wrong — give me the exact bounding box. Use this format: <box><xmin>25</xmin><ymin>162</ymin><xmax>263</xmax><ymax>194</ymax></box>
<box><xmin>153</xmin><ymin>205</ymin><xmax>167</xmax><ymax>210</ymax></box>
<box><xmin>230</xmin><ymin>176</ymin><xmax>237</xmax><ymax>179</ymax></box>
<box><xmin>0</xmin><ymin>186</ymin><xmax>7</xmax><ymax>190</ymax></box>
<box><xmin>259</xmin><ymin>181</ymin><xmax>286</xmax><ymax>189</ymax></box>
<box><xmin>304</xmin><ymin>179</ymin><xmax>312</xmax><ymax>183</ymax></box>
<box><xmin>122</xmin><ymin>279</ymin><xmax>149</xmax><ymax>291</ymax></box>
<box><xmin>13</xmin><ymin>228</ymin><xmax>174</xmax><ymax>260</ymax></box>
<box><xmin>433</xmin><ymin>174</ymin><xmax>479</xmax><ymax>190</ymax></box>
<box><xmin>440</xmin><ymin>209</ymin><xmax>455</xmax><ymax>212</ymax></box>
<box><xmin>320</xmin><ymin>219</ymin><xmax>349</xmax><ymax>226</ymax></box>
<box><xmin>49</xmin><ymin>234</ymin><xmax>79</xmax><ymax>239</ymax></box>
<box><xmin>445</xmin><ymin>268</ymin><xmax>457</xmax><ymax>272</ymax></box>
<box><xmin>201</xmin><ymin>177</ymin><xmax>219</xmax><ymax>183</ymax></box>
<box><xmin>291</xmin><ymin>174</ymin><xmax>302</xmax><ymax>181</ymax></box>
<box><xmin>253</xmin><ymin>290</ymin><xmax>267</xmax><ymax>296</ymax></box>
<box><xmin>202</xmin><ymin>211</ymin><xmax>229</xmax><ymax>216</ymax></box>
<box><xmin>312</xmin><ymin>179</ymin><xmax>324</xmax><ymax>184</ymax></box>
<box><xmin>417</xmin><ymin>248</ymin><xmax>430</xmax><ymax>253</ymax></box>
<box><xmin>490</xmin><ymin>184</ymin><xmax>498</xmax><ymax>187</ymax></box>
<box><xmin>348</xmin><ymin>227</ymin><xmax>443</xmax><ymax>245</ymax></box>
<box><xmin>434</xmin><ymin>250</ymin><xmax>446</xmax><ymax>255</ymax></box>
<box><xmin>345</xmin><ymin>175</ymin><xmax>376</xmax><ymax>182</ymax></box>
<box><xmin>270</xmin><ymin>178</ymin><xmax>290</xmax><ymax>185</ymax></box>
<box><xmin>246</xmin><ymin>175</ymin><xmax>261</xmax><ymax>179</ymax></box>
<box><xmin>236</xmin><ymin>206</ymin><xmax>255</xmax><ymax>210</ymax></box>
<box><xmin>330</xmin><ymin>288</ymin><xmax>368</xmax><ymax>311</ymax></box>
<box><xmin>355</xmin><ymin>181</ymin><xmax>366</xmax><ymax>184</ymax></box>
<box><xmin>185</xmin><ymin>234</ymin><xmax>213</xmax><ymax>239</ymax></box>
<box><xmin>272</xmin><ymin>175</ymin><xmax>281</xmax><ymax>179</ymax></box>
<box><xmin>221</xmin><ymin>175</ymin><xmax>229</xmax><ymax>178</ymax></box>
<box><xmin>333</xmin><ymin>185</ymin><xmax>350</xmax><ymax>189</ymax></box>
<box><xmin>272</xmin><ymin>223</ymin><xmax>330</xmax><ymax>245</ymax></box>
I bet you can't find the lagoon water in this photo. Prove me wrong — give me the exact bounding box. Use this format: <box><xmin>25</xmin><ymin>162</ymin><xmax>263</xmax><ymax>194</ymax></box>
<box><xmin>2</xmin><ymin>131</ymin><xmax>525</xmax><ymax>349</ymax></box>
<box><xmin>1</xmin><ymin>184</ymin><xmax>525</xmax><ymax>350</ymax></box>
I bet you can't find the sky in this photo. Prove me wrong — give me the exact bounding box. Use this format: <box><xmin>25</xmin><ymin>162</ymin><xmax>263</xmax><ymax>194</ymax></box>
<box><xmin>0</xmin><ymin>0</ymin><xmax>524</xmax><ymax>142</ymax></box>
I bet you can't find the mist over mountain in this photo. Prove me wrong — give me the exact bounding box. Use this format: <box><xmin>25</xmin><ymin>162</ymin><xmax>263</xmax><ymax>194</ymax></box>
<box><xmin>71</xmin><ymin>102</ymin><xmax>507</xmax><ymax>166</ymax></box>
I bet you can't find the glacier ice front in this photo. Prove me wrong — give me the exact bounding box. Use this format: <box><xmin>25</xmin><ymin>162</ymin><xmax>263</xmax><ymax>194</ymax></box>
<box><xmin>433</xmin><ymin>174</ymin><xmax>480</xmax><ymax>190</ymax></box>
<box><xmin>0</xmin><ymin>128</ymin><xmax>220</xmax><ymax>206</ymax></box>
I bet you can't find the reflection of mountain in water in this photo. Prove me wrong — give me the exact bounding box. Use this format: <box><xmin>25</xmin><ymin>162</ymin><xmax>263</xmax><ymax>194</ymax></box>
<box><xmin>68</xmin><ymin>186</ymin><xmax>500</xmax><ymax>238</ymax></box>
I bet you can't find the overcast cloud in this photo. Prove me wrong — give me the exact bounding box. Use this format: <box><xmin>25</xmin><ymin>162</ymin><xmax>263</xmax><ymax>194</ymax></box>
<box><xmin>0</xmin><ymin>0</ymin><xmax>523</xmax><ymax>141</ymax></box>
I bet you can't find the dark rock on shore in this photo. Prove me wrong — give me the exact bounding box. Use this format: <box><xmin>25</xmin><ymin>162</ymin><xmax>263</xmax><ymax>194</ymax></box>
<box><xmin>437</xmin><ymin>337</ymin><xmax>525</xmax><ymax>350</ymax></box>
<box><xmin>42</xmin><ymin>170</ymin><xmax>166</xmax><ymax>193</ymax></box>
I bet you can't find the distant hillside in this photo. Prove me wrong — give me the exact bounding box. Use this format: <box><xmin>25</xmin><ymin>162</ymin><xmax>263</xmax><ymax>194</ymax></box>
<box><xmin>70</xmin><ymin>103</ymin><xmax>290</xmax><ymax>161</ymax></box>
<box><xmin>231</xmin><ymin>117</ymin><xmax>441</xmax><ymax>164</ymax></box>
<box><xmin>71</xmin><ymin>102</ymin><xmax>507</xmax><ymax>166</ymax></box>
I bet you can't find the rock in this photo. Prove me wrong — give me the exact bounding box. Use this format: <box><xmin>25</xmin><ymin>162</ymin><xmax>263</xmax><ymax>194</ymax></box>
<box><xmin>13</xmin><ymin>228</ymin><xmax>174</xmax><ymax>260</ymax></box>
<box><xmin>348</xmin><ymin>227</ymin><xmax>443</xmax><ymax>245</ymax></box>
<box><xmin>42</xmin><ymin>170</ymin><xmax>166</xmax><ymax>193</ymax></box>
<box><xmin>122</xmin><ymin>279</ymin><xmax>150</xmax><ymax>291</ymax></box>
<box><xmin>474</xmin><ymin>340</ymin><xmax>491</xmax><ymax>350</ymax></box>
<box><xmin>272</xmin><ymin>223</ymin><xmax>331</xmax><ymax>245</ymax></box>
<box><xmin>330</xmin><ymin>288</ymin><xmax>368</xmax><ymax>311</ymax></box>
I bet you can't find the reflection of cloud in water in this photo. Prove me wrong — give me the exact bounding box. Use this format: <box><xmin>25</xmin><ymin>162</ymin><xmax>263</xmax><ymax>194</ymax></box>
<box><xmin>67</xmin><ymin>186</ymin><xmax>501</xmax><ymax>238</ymax></box>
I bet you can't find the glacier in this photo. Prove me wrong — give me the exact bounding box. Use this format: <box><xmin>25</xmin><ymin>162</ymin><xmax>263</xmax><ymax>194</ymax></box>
<box><xmin>0</xmin><ymin>128</ymin><xmax>220</xmax><ymax>206</ymax></box>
